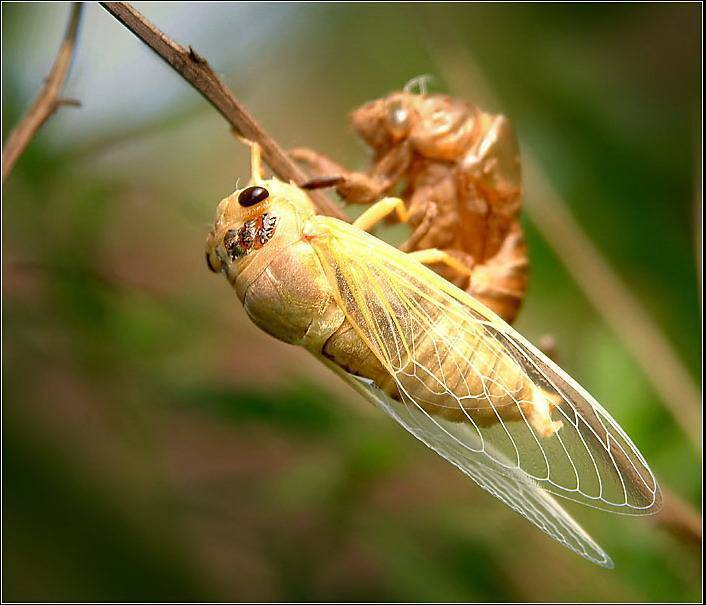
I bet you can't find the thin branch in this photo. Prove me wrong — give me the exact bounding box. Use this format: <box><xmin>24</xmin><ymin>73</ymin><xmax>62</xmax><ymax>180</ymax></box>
<box><xmin>2</xmin><ymin>3</ymin><xmax>84</xmax><ymax>182</ymax></box>
<box><xmin>653</xmin><ymin>487</ymin><xmax>702</xmax><ymax>547</ymax></box>
<box><xmin>99</xmin><ymin>2</ymin><xmax>346</xmax><ymax>221</ymax></box>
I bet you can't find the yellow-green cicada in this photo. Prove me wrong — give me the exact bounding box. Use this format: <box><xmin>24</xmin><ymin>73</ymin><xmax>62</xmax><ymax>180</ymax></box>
<box><xmin>205</xmin><ymin>142</ymin><xmax>661</xmax><ymax>568</ymax></box>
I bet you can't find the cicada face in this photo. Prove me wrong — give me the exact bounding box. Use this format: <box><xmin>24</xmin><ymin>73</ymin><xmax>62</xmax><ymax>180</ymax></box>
<box><xmin>205</xmin><ymin>177</ymin><xmax>315</xmax><ymax>283</ymax></box>
<box><xmin>350</xmin><ymin>91</ymin><xmax>477</xmax><ymax>161</ymax></box>
<box><xmin>351</xmin><ymin>92</ymin><xmax>421</xmax><ymax>150</ymax></box>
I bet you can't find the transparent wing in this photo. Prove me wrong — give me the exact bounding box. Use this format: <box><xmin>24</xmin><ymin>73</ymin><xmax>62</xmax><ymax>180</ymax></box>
<box><xmin>323</xmin><ymin>361</ymin><xmax>614</xmax><ymax>567</ymax></box>
<box><xmin>311</xmin><ymin>216</ymin><xmax>661</xmax><ymax>518</ymax></box>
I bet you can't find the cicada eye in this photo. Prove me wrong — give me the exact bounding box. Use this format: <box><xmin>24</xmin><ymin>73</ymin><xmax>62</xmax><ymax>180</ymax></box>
<box><xmin>386</xmin><ymin>101</ymin><xmax>410</xmax><ymax>139</ymax></box>
<box><xmin>389</xmin><ymin>105</ymin><xmax>408</xmax><ymax>127</ymax></box>
<box><xmin>239</xmin><ymin>185</ymin><xmax>269</xmax><ymax>207</ymax></box>
<box><xmin>205</xmin><ymin>250</ymin><xmax>218</xmax><ymax>272</ymax></box>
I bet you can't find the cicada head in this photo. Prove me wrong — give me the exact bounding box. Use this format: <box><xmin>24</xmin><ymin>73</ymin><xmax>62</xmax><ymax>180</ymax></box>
<box><xmin>205</xmin><ymin>143</ymin><xmax>316</xmax><ymax>280</ymax></box>
<box><xmin>351</xmin><ymin>91</ymin><xmax>420</xmax><ymax>150</ymax></box>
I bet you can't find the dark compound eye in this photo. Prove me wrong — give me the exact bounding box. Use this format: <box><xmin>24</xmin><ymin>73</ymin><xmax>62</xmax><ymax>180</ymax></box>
<box><xmin>205</xmin><ymin>251</ymin><xmax>218</xmax><ymax>272</ymax></box>
<box><xmin>238</xmin><ymin>185</ymin><xmax>269</xmax><ymax>207</ymax></box>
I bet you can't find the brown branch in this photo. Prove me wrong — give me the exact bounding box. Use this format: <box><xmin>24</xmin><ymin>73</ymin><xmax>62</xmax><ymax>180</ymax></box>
<box><xmin>2</xmin><ymin>3</ymin><xmax>84</xmax><ymax>182</ymax></box>
<box><xmin>99</xmin><ymin>2</ymin><xmax>346</xmax><ymax>221</ymax></box>
<box><xmin>653</xmin><ymin>486</ymin><xmax>702</xmax><ymax>547</ymax></box>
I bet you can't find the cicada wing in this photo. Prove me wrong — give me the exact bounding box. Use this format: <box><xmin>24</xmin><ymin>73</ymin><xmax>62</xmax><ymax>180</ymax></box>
<box><xmin>323</xmin><ymin>361</ymin><xmax>613</xmax><ymax>568</ymax></box>
<box><xmin>311</xmin><ymin>216</ymin><xmax>660</xmax><ymax>516</ymax></box>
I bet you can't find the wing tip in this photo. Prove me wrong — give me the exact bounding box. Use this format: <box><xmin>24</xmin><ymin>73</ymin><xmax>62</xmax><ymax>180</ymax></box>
<box><xmin>625</xmin><ymin>480</ymin><xmax>663</xmax><ymax>516</ymax></box>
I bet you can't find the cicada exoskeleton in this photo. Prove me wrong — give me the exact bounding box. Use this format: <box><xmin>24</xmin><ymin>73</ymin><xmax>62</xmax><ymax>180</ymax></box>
<box><xmin>292</xmin><ymin>90</ymin><xmax>527</xmax><ymax>323</ymax></box>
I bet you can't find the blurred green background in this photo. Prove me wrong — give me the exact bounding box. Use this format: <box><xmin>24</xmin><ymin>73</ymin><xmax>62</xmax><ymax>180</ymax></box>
<box><xmin>2</xmin><ymin>2</ymin><xmax>701</xmax><ymax>602</ymax></box>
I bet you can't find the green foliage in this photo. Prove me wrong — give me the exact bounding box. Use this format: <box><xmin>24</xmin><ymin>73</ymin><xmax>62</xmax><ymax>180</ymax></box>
<box><xmin>2</xmin><ymin>3</ymin><xmax>701</xmax><ymax>602</ymax></box>
<box><xmin>172</xmin><ymin>380</ymin><xmax>343</xmax><ymax>435</ymax></box>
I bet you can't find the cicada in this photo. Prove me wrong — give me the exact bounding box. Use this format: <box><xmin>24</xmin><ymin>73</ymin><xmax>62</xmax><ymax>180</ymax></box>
<box><xmin>206</xmin><ymin>142</ymin><xmax>661</xmax><ymax>568</ymax></box>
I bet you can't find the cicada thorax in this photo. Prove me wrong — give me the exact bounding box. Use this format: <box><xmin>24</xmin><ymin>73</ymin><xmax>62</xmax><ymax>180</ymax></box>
<box><xmin>235</xmin><ymin>237</ymin><xmax>348</xmax><ymax>352</ymax></box>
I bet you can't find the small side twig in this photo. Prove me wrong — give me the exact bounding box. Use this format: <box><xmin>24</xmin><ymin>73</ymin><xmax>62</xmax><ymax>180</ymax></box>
<box><xmin>2</xmin><ymin>3</ymin><xmax>84</xmax><ymax>183</ymax></box>
<box><xmin>99</xmin><ymin>2</ymin><xmax>346</xmax><ymax>221</ymax></box>
<box><xmin>653</xmin><ymin>487</ymin><xmax>702</xmax><ymax>547</ymax></box>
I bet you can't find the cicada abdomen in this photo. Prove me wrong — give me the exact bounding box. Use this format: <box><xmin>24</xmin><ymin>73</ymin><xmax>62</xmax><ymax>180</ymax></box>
<box><xmin>320</xmin><ymin>274</ymin><xmax>561</xmax><ymax>438</ymax></box>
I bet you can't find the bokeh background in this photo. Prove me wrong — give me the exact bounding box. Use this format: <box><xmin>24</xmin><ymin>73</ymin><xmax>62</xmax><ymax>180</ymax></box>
<box><xmin>2</xmin><ymin>2</ymin><xmax>702</xmax><ymax>602</ymax></box>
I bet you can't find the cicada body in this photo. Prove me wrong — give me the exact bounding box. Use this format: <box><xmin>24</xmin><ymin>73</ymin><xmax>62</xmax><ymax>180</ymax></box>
<box><xmin>206</xmin><ymin>144</ymin><xmax>661</xmax><ymax>568</ymax></box>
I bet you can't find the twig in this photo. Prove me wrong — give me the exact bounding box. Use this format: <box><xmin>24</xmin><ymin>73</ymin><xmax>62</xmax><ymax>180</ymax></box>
<box><xmin>653</xmin><ymin>486</ymin><xmax>702</xmax><ymax>547</ymax></box>
<box><xmin>2</xmin><ymin>3</ymin><xmax>84</xmax><ymax>182</ymax></box>
<box><xmin>99</xmin><ymin>2</ymin><xmax>346</xmax><ymax>221</ymax></box>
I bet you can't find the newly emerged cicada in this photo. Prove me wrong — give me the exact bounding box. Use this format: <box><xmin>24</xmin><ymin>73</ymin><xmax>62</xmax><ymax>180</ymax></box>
<box><xmin>206</xmin><ymin>142</ymin><xmax>661</xmax><ymax>568</ymax></box>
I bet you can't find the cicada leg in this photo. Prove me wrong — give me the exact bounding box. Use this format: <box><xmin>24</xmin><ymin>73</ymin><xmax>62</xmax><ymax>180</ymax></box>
<box><xmin>406</xmin><ymin>248</ymin><xmax>472</xmax><ymax>277</ymax></box>
<box><xmin>404</xmin><ymin>224</ymin><xmax>528</xmax><ymax>325</ymax></box>
<box><xmin>290</xmin><ymin>147</ymin><xmax>348</xmax><ymax>182</ymax></box>
<box><xmin>352</xmin><ymin>196</ymin><xmax>409</xmax><ymax>231</ymax></box>
<box><xmin>236</xmin><ymin>135</ymin><xmax>266</xmax><ymax>184</ymax></box>
<box><xmin>292</xmin><ymin>144</ymin><xmax>412</xmax><ymax>205</ymax></box>
<box><xmin>411</xmin><ymin>220</ymin><xmax>528</xmax><ymax>325</ymax></box>
<box><xmin>291</xmin><ymin>147</ymin><xmax>384</xmax><ymax>204</ymax></box>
